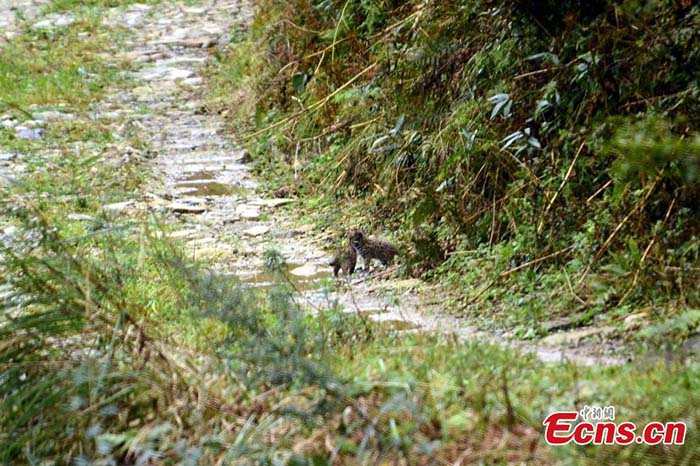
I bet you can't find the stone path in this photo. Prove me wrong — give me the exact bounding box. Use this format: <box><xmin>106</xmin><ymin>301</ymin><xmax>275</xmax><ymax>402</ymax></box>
<box><xmin>2</xmin><ymin>0</ymin><xmax>625</xmax><ymax>366</ymax></box>
<box><xmin>0</xmin><ymin>0</ymin><xmax>49</xmax><ymax>45</ymax></box>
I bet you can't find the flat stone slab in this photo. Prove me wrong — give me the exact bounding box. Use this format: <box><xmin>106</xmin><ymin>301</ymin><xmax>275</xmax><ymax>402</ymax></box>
<box><xmin>168</xmin><ymin>229</ymin><xmax>200</xmax><ymax>239</ymax></box>
<box><xmin>67</xmin><ymin>213</ymin><xmax>94</xmax><ymax>221</ymax></box>
<box><xmin>235</xmin><ymin>204</ymin><xmax>261</xmax><ymax>220</ymax></box>
<box><xmin>152</xmin><ymin>35</ymin><xmax>217</xmax><ymax>48</ymax></box>
<box><xmin>166</xmin><ymin>202</ymin><xmax>206</xmax><ymax>214</ymax></box>
<box><xmin>135</xmin><ymin>67</ymin><xmax>195</xmax><ymax>82</ymax></box>
<box><xmin>32</xmin><ymin>13</ymin><xmax>75</xmax><ymax>30</ymax></box>
<box><xmin>101</xmin><ymin>200</ymin><xmax>135</xmax><ymax>212</ymax></box>
<box><xmin>242</xmin><ymin>225</ymin><xmax>269</xmax><ymax>237</ymax></box>
<box><xmin>16</xmin><ymin>128</ymin><xmax>44</xmax><ymax>140</ymax></box>
<box><xmin>0</xmin><ymin>152</ymin><xmax>17</xmax><ymax>162</ymax></box>
<box><xmin>250</xmin><ymin>198</ymin><xmax>294</xmax><ymax>208</ymax></box>
<box><xmin>289</xmin><ymin>263</ymin><xmax>322</xmax><ymax>277</ymax></box>
<box><xmin>541</xmin><ymin>326</ymin><xmax>616</xmax><ymax>346</ymax></box>
<box><xmin>33</xmin><ymin>110</ymin><xmax>75</xmax><ymax>121</ymax></box>
<box><xmin>180</xmin><ymin>77</ymin><xmax>203</xmax><ymax>87</ymax></box>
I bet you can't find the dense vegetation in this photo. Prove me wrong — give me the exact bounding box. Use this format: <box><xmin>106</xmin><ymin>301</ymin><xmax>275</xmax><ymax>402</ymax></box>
<box><xmin>213</xmin><ymin>0</ymin><xmax>700</xmax><ymax>338</ymax></box>
<box><xmin>3</xmin><ymin>0</ymin><xmax>700</xmax><ymax>464</ymax></box>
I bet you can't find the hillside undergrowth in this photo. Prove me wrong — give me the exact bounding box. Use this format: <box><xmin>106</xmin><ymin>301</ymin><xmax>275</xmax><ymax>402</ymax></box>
<box><xmin>209</xmin><ymin>0</ymin><xmax>700</xmax><ymax>342</ymax></box>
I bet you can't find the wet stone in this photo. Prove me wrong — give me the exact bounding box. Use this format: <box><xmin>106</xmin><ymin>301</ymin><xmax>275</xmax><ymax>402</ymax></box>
<box><xmin>166</xmin><ymin>202</ymin><xmax>206</xmax><ymax>214</ymax></box>
<box><xmin>180</xmin><ymin>77</ymin><xmax>203</xmax><ymax>87</ymax></box>
<box><xmin>16</xmin><ymin>128</ymin><xmax>44</xmax><ymax>140</ymax></box>
<box><xmin>541</xmin><ymin>326</ymin><xmax>615</xmax><ymax>346</ymax></box>
<box><xmin>175</xmin><ymin>181</ymin><xmax>240</xmax><ymax>197</ymax></box>
<box><xmin>32</xmin><ymin>12</ymin><xmax>75</xmax><ymax>30</ymax></box>
<box><xmin>289</xmin><ymin>263</ymin><xmax>322</xmax><ymax>277</ymax></box>
<box><xmin>33</xmin><ymin>110</ymin><xmax>75</xmax><ymax>122</ymax></box>
<box><xmin>0</xmin><ymin>152</ymin><xmax>17</xmax><ymax>163</ymax></box>
<box><xmin>235</xmin><ymin>204</ymin><xmax>261</xmax><ymax>220</ymax></box>
<box><xmin>250</xmin><ymin>198</ymin><xmax>294</xmax><ymax>208</ymax></box>
<box><xmin>154</xmin><ymin>56</ymin><xmax>207</xmax><ymax>66</ymax></box>
<box><xmin>134</xmin><ymin>67</ymin><xmax>194</xmax><ymax>82</ymax></box>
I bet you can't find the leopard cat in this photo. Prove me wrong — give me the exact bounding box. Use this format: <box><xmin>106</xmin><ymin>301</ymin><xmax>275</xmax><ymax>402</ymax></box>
<box><xmin>349</xmin><ymin>229</ymin><xmax>398</xmax><ymax>269</ymax></box>
<box><xmin>329</xmin><ymin>245</ymin><xmax>357</xmax><ymax>277</ymax></box>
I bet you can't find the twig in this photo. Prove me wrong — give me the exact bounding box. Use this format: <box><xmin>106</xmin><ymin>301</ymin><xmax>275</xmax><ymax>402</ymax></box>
<box><xmin>278</xmin><ymin>18</ymin><xmax>321</xmax><ymax>34</ymax></box>
<box><xmin>350</xmin><ymin>114</ymin><xmax>384</xmax><ymax>130</ymax></box>
<box><xmin>499</xmin><ymin>246</ymin><xmax>573</xmax><ymax>277</ymax></box>
<box><xmin>462</xmin><ymin>276</ymin><xmax>499</xmax><ymax>307</ymax></box>
<box><xmin>299</xmin><ymin>118</ymin><xmax>352</xmax><ymax>142</ymax></box>
<box><xmin>0</xmin><ymin>99</ymin><xmax>34</xmax><ymax>119</ymax></box>
<box><xmin>489</xmin><ymin>165</ymin><xmax>499</xmax><ymax>249</ymax></box>
<box><xmin>293</xmin><ymin>141</ymin><xmax>300</xmax><ymax>181</ymax></box>
<box><xmin>513</xmin><ymin>68</ymin><xmax>554</xmax><ymax>80</ymax></box>
<box><xmin>351</xmin><ymin>265</ymin><xmax>400</xmax><ymax>285</ymax></box>
<box><xmin>305</xmin><ymin>37</ymin><xmax>351</xmax><ymax>59</ymax></box>
<box><xmin>502</xmin><ymin>370</ymin><xmax>515</xmax><ymax>430</ymax></box>
<box><xmin>503</xmin><ymin>149</ymin><xmax>542</xmax><ymax>186</ymax></box>
<box><xmin>586</xmin><ymin>179</ymin><xmax>612</xmax><ymax>204</ymax></box>
<box><xmin>331</xmin><ymin>0</ymin><xmax>351</xmax><ymax>64</ymax></box>
<box><xmin>623</xmin><ymin>89</ymin><xmax>691</xmax><ymax>109</ymax></box>
<box><xmin>563</xmin><ymin>266</ymin><xmax>586</xmax><ymax>305</ymax></box>
<box><xmin>537</xmin><ymin>141</ymin><xmax>585</xmax><ymax>234</ymax></box>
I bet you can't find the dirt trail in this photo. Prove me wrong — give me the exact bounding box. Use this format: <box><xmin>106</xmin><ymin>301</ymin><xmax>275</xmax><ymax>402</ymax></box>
<box><xmin>0</xmin><ymin>0</ymin><xmax>49</xmax><ymax>45</ymax></box>
<box><xmin>102</xmin><ymin>0</ymin><xmax>621</xmax><ymax>366</ymax></box>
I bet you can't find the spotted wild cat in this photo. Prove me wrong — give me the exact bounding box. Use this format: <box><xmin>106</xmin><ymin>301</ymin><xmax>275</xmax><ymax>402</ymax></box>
<box><xmin>349</xmin><ymin>229</ymin><xmax>398</xmax><ymax>269</ymax></box>
<box><xmin>329</xmin><ymin>245</ymin><xmax>357</xmax><ymax>277</ymax></box>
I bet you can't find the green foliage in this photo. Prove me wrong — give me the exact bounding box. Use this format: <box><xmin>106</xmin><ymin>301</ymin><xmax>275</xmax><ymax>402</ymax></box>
<box><xmin>217</xmin><ymin>0</ymin><xmax>700</xmax><ymax>336</ymax></box>
<box><xmin>606</xmin><ymin>115</ymin><xmax>700</xmax><ymax>183</ymax></box>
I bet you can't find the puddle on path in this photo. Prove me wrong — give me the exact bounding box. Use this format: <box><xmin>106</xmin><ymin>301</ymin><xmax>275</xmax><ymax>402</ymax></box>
<box><xmin>173</xmin><ymin>170</ymin><xmax>250</xmax><ymax>196</ymax></box>
<box><xmin>238</xmin><ymin>263</ymin><xmax>334</xmax><ymax>291</ymax></box>
<box><xmin>175</xmin><ymin>180</ymin><xmax>243</xmax><ymax>196</ymax></box>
